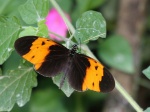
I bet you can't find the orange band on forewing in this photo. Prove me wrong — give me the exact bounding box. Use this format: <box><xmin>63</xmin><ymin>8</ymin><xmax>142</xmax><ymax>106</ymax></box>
<box><xmin>82</xmin><ymin>59</ymin><xmax>104</xmax><ymax>92</ymax></box>
<box><xmin>23</xmin><ymin>38</ymin><xmax>56</xmax><ymax>69</ymax></box>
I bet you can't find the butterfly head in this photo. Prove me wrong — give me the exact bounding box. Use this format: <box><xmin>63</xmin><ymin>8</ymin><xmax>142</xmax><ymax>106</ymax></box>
<box><xmin>69</xmin><ymin>44</ymin><xmax>78</xmax><ymax>57</ymax></box>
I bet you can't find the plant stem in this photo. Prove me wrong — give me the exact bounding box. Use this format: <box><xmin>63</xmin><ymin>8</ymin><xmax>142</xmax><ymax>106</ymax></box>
<box><xmin>115</xmin><ymin>80</ymin><xmax>143</xmax><ymax>112</ymax></box>
<box><xmin>50</xmin><ymin>0</ymin><xmax>143</xmax><ymax>112</ymax></box>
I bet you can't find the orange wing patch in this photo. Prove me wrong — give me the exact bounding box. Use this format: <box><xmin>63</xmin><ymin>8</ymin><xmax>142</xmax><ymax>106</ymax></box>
<box><xmin>82</xmin><ymin>58</ymin><xmax>104</xmax><ymax>92</ymax></box>
<box><xmin>23</xmin><ymin>38</ymin><xmax>57</xmax><ymax>69</ymax></box>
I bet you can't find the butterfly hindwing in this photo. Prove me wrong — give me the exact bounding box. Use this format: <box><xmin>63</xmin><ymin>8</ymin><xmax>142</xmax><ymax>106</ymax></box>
<box><xmin>68</xmin><ymin>54</ymin><xmax>115</xmax><ymax>92</ymax></box>
<box><xmin>67</xmin><ymin>54</ymin><xmax>89</xmax><ymax>91</ymax></box>
<box><xmin>15</xmin><ymin>36</ymin><xmax>69</xmax><ymax>77</ymax></box>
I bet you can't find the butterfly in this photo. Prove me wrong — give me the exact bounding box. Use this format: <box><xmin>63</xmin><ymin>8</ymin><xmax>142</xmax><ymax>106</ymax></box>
<box><xmin>14</xmin><ymin>36</ymin><xmax>115</xmax><ymax>92</ymax></box>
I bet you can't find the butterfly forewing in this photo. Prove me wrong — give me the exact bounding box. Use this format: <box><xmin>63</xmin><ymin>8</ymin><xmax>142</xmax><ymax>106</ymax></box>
<box><xmin>15</xmin><ymin>36</ymin><xmax>69</xmax><ymax>77</ymax></box>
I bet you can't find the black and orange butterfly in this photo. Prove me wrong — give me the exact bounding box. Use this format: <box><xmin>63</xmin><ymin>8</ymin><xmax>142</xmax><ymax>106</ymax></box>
<box><xmin>14</xmin><ymin>36</ymin><xmax>115</xmax><ymax>92</ymax></box>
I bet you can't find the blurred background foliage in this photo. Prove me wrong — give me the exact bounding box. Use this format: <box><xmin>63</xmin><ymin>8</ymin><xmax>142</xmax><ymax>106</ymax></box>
<box><xmin>0</xmin><ymin>0</ymin><xmax>150</xmax><ymax>112</ymax></box>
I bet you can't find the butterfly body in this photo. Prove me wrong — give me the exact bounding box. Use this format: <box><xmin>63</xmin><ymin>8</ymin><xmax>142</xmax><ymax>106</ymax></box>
<box><xmin>15</xmin><ymin>36</ymin><xmax>115</xmax><ymax>93</ymax></box>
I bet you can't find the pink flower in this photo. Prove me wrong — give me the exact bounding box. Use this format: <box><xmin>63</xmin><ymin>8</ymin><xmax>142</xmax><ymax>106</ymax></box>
<box><xmin>45</xmin><ymin>8</ymin><xmax>70</xmax><ymax>41</ymax></box>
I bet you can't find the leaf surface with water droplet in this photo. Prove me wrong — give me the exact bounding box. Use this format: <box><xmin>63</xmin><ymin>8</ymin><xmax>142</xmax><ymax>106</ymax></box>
<box><xmin>74</xmin><ymin>11</ymin><xmax>106</xmax><ymax>43</ymax></box>
<box><xmin>19</xmin><ymin>0</ymin><xmax>50</xmax><ymax>24</ymax></box>
<box><xmin>0</xmin><ymin>52</ymin><xmax>37</xmax><ymax>111</ymax></box>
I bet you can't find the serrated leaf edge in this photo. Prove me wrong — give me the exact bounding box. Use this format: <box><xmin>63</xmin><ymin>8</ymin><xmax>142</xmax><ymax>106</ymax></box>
<box><xmin>0</xmin><ymin>68</ymin><xmax>32</xmax><ymax>96</ymax></box>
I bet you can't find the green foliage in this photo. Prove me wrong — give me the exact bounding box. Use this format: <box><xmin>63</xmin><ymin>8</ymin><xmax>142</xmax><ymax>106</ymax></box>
<box><xmin>19</xmin><ymin>0</ymin><xmax>50</xmax><ymax>24</ymax></box>
<box><xmin>54</xmin><ymin>0</ymin><xmax>72</xmax><ymax>13</ymax></box>
<box><xmin>19</xmin><ymin>20</ymin><xmax>49</xmax><ymax>37</ymax></box>
<box><xmin>143</xmin><ymin>66</ymin><xmax>150</xmax><ymax>80</ymax></box>
<box><xmin>52</xmin><ymin>73</ymin><xmax>74</xmax><ymax>97</ymax></box>
<box><xmin>0</xmin><ymin>16</ymin><xmax>21</xmax><ymax>64</ymax></box>
<box><xmin>0</xmin><ymin>0</ymin><xmax>25</xmax><ymax>16</ymax></box>
<box><xmin>0</xmin><ymin>67</ymin><xmax>37</xmax><ymax>111</ymax></box>
<box><xmin>74</xmin><ymin>11</ymin><xmax>106</xmax><ymax>43</ymax></box>
<box><xmin>76</xmin><ymin>0</ymin><xmax>105</xmax><ymax>11</ymax></box>
<box><xmin>0</xmin><ymin>68</ymin><xmax>2</xmax><ymax>76</ymax></box>
<box><xmin>144</xmin><ymin>107</ymin><xmax>150</xmax><ymax>112</ymax></box>
<box><xmin>37</xmin><ymin>20</ymin><xmax>49</xmax><ymax>37</ymax></box>
<box><xmin>19</xmin><ymin>26</ymin><xmax>37</xmax><ymax>37</ymax></box>
<box><xmin>30</xmin><ymin>89</ymin><xmax>67</xmax><ymax>112</ymax></box>
<box><xmin>0</xmin><ymin>52</ymin><xmax>37</xmax><ymax>111</ymax></box>
<box><xmin>98</xmin><ymin>35</ymin><xmax>134</xmax><ymax>74</ymax></box>
<box><xmin>0</xmin><ymin>0</ymin><xmax>74</xmax><ymax>110</ymax></box>
<box><xmin>0</xmin><ymin>0</ymin><xmax>147</xmax><ymax>111</ymax></box>
<box><xmin>72</xmin><ymin>0</ymin><xmax>106</xmax><ymax>22</ymax></box>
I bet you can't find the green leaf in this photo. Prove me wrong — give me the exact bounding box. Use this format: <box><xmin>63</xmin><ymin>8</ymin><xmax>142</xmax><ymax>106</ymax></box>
<box><xmin>19</xmin><ymin>0</ymin><xmax>50</xmax><ymax>24</ymax></box>
<box><xmin>52</xmin><ymin>73</ymin><xmax>74</xmax><ymax>97</ymax></box>
<box><xmin>88</xmin><ymin>0</ymin><xmax>106</xmax><ymax>9</ymax></box>
<box><xmin>82</xmin><ymin>91</ymin><xmax>106</xmax><ymax>102</ymax></box>
<box><xmin>0</xmin><ymin>16</ymin><xmax>21</xmax><ymax>64</ymax></box>
<box><xmin>0</xmin><ymin>52</ymin><xmax>37</xmax><ymax>111</ymax></box>
<box><xmin>19</xmin><ymin>20</ymin><xmax>49</xmax><ymax>37</ymax></box>
<box><xmin>76</xmin><ymin>0</ymin><xmax>105</xmax><ymax>10</ymax></box>
<box><xmin>0</xmin><ymin>65</ymin><xmax>37</xmax><ymax>111</ymax></box>
<box><xmin>74</xmin><ymin>11</ymin><xmax>106</xmax><ymax>44</ymax></box>
<box><xmin>19</xmin><ymin>26</ymin><xmax>37</xmax><ymax>37</ymax></box>
<box><xmin>0</xmin><ymin>68</ymin><xmax>2</xmax><ymax>76</ymax></box>
<box><xmin>0</xmin><ymin>0</ymin><xmax>26</xmax><ymax>16</ymax></box>
<box><xmin>72</xmin><ymin>0</ymin><xmax>106</xmax><ymax>22</ymax></box>
<box><xmin>98</xmin><ymin>35</ymin><xmax>134</xmax><ymax>73</ymax></box>
<box><xmin>37</xmin><ymin>20</ymin><xmax>49</xmax><ymax>37</ymax></box>
<box><xmin>143</xmin><ymin>66</ymin><xmax>150</xmax><ymax>80</ymax></box>
<box><xmin>2</xmin><ymin>51</ymin><xmax>22</xmax><ymax>74</ymax></box>
<box><xmin>144</xmin><ymin>107</ymin><xmax>150</xmax><ymax>112</ymax></box>
<box><xmin>11</xmin><ymin>103</ymin><xmax>30</xmax><ymax>112</ymax></box>
<box><xmin>30</xmin><ymin>89</ymin><xmax>67</xmax><ymax>112</ymax></box>
<box><xmin>101</xmin><ymin>0</ymin><xmax>118</xmax><ymax>22</ymax></box>
<box><xmin>53</xmin><ymin>0</ymin><xmax>72</xmax><ymax>13</ymax></box>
